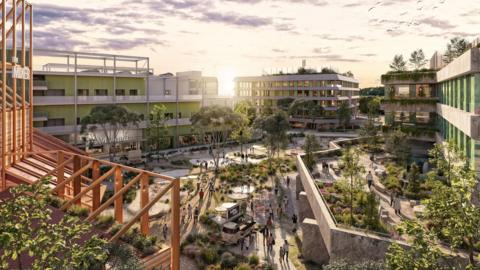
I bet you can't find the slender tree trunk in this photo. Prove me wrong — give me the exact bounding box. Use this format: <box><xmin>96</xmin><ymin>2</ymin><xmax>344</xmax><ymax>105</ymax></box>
<box><xmin>350</xmin><ymin>175</ymin><xmax>354</xmax><ymax>225</ymax></box>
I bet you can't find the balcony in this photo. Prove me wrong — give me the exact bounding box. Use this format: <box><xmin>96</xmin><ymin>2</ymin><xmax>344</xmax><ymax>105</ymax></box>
<box><xmin>33</xmin><ymin>111</ymin><xmax>48</xmax><ymax>121</ymax></box>
<box><xmin>77</xmin><ymin>96</ymin><xmax>114</xmax><ymax>104</ymax></box>
<box><xmin>381</xmin><ymin>98</ymin><xmax>438</xmax><ymax>113</ymax></box>
<box><xmin>34</xmin><ymin>96</ymin><xmax>75</xmax><ymax>105</ymax></box>
<box><xmin>33</xmin><ymin>80</ymin><xmax>48</xmax><ymax>91</ymax></box>
<box><xmin>149</xmin><ymin>95</ymin><xmax>202</xmax><ymax>102</ymax></box>
<box><xmin>115</xmin><ymin>95</ymin><xmax>147</xmax><ymax>103</ymax></box>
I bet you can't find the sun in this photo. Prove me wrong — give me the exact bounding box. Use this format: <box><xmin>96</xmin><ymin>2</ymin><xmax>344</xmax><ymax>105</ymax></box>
<box><xmin>217</xmin><ymin>67</ymin><xmax>236</xmax><ymax>96</ymax></box>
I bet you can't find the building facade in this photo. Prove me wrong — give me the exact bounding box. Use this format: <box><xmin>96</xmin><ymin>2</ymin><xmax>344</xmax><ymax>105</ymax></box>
<box><xmin>234</xmin><ymin>73</ymin><xmax>360</xmax><ymax>129</ymax></box>
<box><xmin>33</xmin><ymin>50</ymin><xmax>219</xmax><ymax>153</ymax></box>
<box><xmin>381</xmin><ymin>44</ymin><xmax>480</xmax><ymax>170</ymax></box>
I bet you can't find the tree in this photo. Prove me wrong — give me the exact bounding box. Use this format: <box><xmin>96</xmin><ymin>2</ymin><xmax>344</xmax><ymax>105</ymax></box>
<box><xmin>190</xmin><ymin>105</ymin><xmax>243</xmax><ymax>173</ymax></box>
<box><xmin>409</xmin><ymin>49</ymin><xmax>427</xmax><ymax>70</ymax></box>
<box><xmin>302</xmin><ymin>134</ymin><xmax>321</xmax><ymax>170</ymax></box>
<box><xmin>386</xmin><ymin>221</ymin><xmax>447</xmax><ymax>270</ymax></box>
<box><xmin>277</xmin><ymin>98</ymin><xmax>295</xmax><ymax>112</ymax></box>
<box><xmin>406</xmin><ymin>163</ymin><xmax>421</xmax><ymax>196</ymax></box>
<box><xmin>385</xmin><ymin>129</ymin><xmax>410</xmax><ymax>166</ymax></box>
<box><xmin>289</xmin><ymin>99</ymin><xmax>324</xmax><ymax>130</ymax></box>
<box><xmin>0</xmin><ymin>178</ymin><xmax>108</xmax><ymax>269</ymax></box>
<box><xmin>424</xmin><ymin>149</ymin><xmax>480</xmax><ymax>266</ymax></box>
<box><xmin>443</xmin><ymin>37</ymin><xmax>469</xmax><ymax>64</ymax></box>
<box><xmin>389</xmin><ymin>54</ymin><xmax>407</xmax><ymax>71</ymax></box>
<box><xmin>81</xmin><ymin>105</ymin><xmax>142</xmax><ymax>161</ymax></box>
<box><xmin>340</xmin><ymin>147</ymin><xmax>365</xmax><ymax>225</ymax></box>
<box><xmin>428</xmin><ymin>140</ymin><xmax>465</xmax><ymax>185</ymax></box>
<box><xmin>254</xmin><ymin>110</ymin><xmax>290</xmax><ymax>169</ymax></box>
<box><xmin>337</xmin><ymin>102</ymin><xmax>351</xmax><ymax>130</ymax></box>
<box><xmin>234</xmin><ymin>100</ymin><xmax>257</xmax><ymax>126</ymax></box>
<box><xmin>230</xmin><ymin>115</ymin><xmax>252</xmax><ymax>158</ymax></box>
<box><xmin>146</xmin><ymin>104</ymin><xmax>170</xmax><ymax>157</ymax></box>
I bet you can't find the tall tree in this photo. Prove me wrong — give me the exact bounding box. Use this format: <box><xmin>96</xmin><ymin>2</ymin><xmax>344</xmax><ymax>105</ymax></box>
<box><xmin>424</xmin><ymin>148</ymin><xmax>480</xmax><ymax>266</ymax></box>
<box><xmin>302</xmin><ymin>134</ymin><xmax>321</xmax><ymax>170</ymax></box>
<box><xmin>81</xmin><ymin>105</ymin><xmax>142</xmax><ymax>161</ymax></box>
<box><xmin>389</xmin><ymin>54</ymin><xmax>407</xmax><ymax>71</ymax></box>
<box><xmin>146</xmin><ymin>104</ymin><xmax>170</xmax><ymax>157</ymax></box>
<box><xmin>386</xmin><ymin>221</ymin><xmax>447</xmax><ymax>270</ymax></box>
<box><xmin>254</xmin><ymin>110</ymin><xmax>290</xmax><ymax>169</ymax></box>
<box><xmin>230</xmin><ymin>115</ymin><xmax>251</xmax><ymax>158</ymax></box>
<box><xmin>234</xmin><ymin>100</ymin><xmax>257</xmax><ymax>126</ymax></box>
<box><xmin>428</xmin><ymin>140</ymin><xmax>465</xmax><ymax>185</ymax></box>
<box><xmin>340</xmin><ymin>147</ymin><xmax>365</xmax><ymax>225</ymax></box>
<box><xmin>190</xmin><ymin>106</ymin><xmax>243</xmax><ymax>173</ymax></box>
<box><xmin>385</xmin><ymin>129</ymin><xmax>411</xmax><ymax>166</ymax></box>
<box><xmin>337</xmin><ymin>102</ymin><xmax>351</xmax><ymax>131</ymax></box>
<box><xmin>409</xmin><ymin>49</ymin><xmax>427</xmax><ymax>70</ymax></box>
<box><xmin>0</xmin><ymin>178</ymin><xmax>108</xmax><ymax>269</ymax></box>
<box><xmin>443</xmin><ymin>37</ymin><xmax>469</xmax><ymax>64</ymax></box>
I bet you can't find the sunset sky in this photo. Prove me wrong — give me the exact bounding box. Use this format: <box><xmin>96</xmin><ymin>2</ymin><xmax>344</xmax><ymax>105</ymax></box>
<box><xmin>32</xmin><ymin>0</ymin><xmax>480</xmax><ymax>93</ymax></box>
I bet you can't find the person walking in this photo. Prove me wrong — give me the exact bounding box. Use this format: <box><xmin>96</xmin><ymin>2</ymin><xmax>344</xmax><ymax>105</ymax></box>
<box><xmin>194</xmin><ymin>206</ymin><xmax>199</xmax><ymax>224</ymax></box>
<box><xmin>199</xmin><ymin>188</ymin><xmax>204</xmax><ymax>201</ymax></box>
<box><xmin>187</xmin><ymin>204</ymin><xmax>192</xmax><ymax>219</ymax></box>
<box><xmin>162</xmin><ymin>223</ymin><xmax>168</xmax><ymax>240</ymax></box>
<box><xmin>390</xmin><ymin>191</ymin><xmax>395</xmax><ymax>207</ymax></box>
<box><xmin>283</xmin><ymin>240</ymin><xmax>290</xmax><ymax>261</ymax></box>
<box><xmin>292</xmin><ymin>213</ymin><xmax>298</xmax><ymax>232</ymax></box>
<box><xmin>250</xmin><ymin>200</ymin><xmax>254</xmax><ymax>214</ymax></box>
<box><xmin>240</xmin><ymin>237</ymin><xmax>245</xmax><ymax>252</ymax></box>
<box><xmin>279</xmin><ymin>246</ymin><xmax>285</xmax><ymax>262</ymax></box>
<box><xmin>394</xmin><ymin>196</ymin><xmax>401</xmax><ymax>216</ymax></box>
<box><xmin>366</xmin><ymin>171</ymin><xmax>373</xmax><ymax>189</ymax></box>
<box><xmin>286</xmin><ymin>176</ymin><xmax>290</xmax><ymax>187</ymax></box>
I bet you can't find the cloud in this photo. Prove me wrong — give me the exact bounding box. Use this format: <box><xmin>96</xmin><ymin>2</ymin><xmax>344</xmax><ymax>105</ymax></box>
<box><xmin>224</xmin><ymin>0</ymin><xmax>328</xmax><ymax>5</ymax></box>
<box><xmin>272</xmin><ymin>49</ymin><xmax>286</xmax><ymax>53</ymax></box>
<box><xmin>199</xmin><ymin>12</ymin><xmax>272</xmax><ymax>27</ymax></box>
<box><xmin>99</xmin><ymin>37</ymin><xmax>167</xmax><ymax>51</ymax></box>
<box><xmin>312</xmin><ymin>47</ymin><xmax>331</xmax><ymax>54</ymax></box>
<box><xmin>342</xmin><ymin>2</ymin><xmax>363</xmax><ymax>7</ymax></box>
<box><xmin>288</xmin><ymin>54</ymin><xmax>363</xmax><ymax>62</ymax></box>
<box><xmin>418</xmin><ymin>17</ymin><xmax>456</xmax><ymax>29</ymax></box>
<box><xmin>360</xmin><ymin>53</ymin><xmax>377</xmax><ymax>57</ymax></box>
<box><xmin>34</xmin><ymin>29</ymin><xmax>89</xmax><ymax>51</ymax></box>
<box><xmin>275</xmin><ymin>23</ymin><xmax>297</xmax><ymax>33</ymax></box>
<box><xmin>315</xmin><ymin>34</ymin><xmax>368</xmax><ymax>42</ymax></box>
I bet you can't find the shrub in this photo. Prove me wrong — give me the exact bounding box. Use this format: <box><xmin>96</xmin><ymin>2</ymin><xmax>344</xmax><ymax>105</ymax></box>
<box><xmin>67</xmin><ymin>204</ymin><xmax>89</xmax><ymax>218</ymax></box>
<box><xmin>123</xmin><ymin>188</ymin><xmax>137</xmax><ymax>204</ymax></box>
<box><xmin>109</xmin><ymin>224</ymin><xmax>122</xmax><ymax>236</ymax></box>
<box><xmin>95</xmin><ymin>215</ymin><xmax>115</xmax><ymax>230</ymax></box>
<box><xmin>201</xmin><ymin>246</ymin><xmax>220</xmax><ymax>264</ymax></box>
<box><xmin>220</xmin><ymin>252</ymin><xmax>237</xmax><ymax>269</ymax></box>
<box><xmin>248</xmin><ymin>254</ymin><xmax>259</xmax><ymax>265</ymax></box>
<box><xmin>234</xmin><ymin>263</ymin><xmax>251</xmax><ymax>270</ymax></box>
<box><xmin>46</xmin><ymin>195</ymin><xmax>63</xmax><ymax>208</ymax></box>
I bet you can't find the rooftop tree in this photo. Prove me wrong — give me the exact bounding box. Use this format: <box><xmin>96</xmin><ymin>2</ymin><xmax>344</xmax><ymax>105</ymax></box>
<box><xmin>190</xmin><ymin>105</ymin><xmax>243</xmax><ymax>173</ymax></box>
<box><xmin>409</xmin><ymin>49</ymin><xmax>427</xmax><ymax>70</ymax></box>
<box><xmin>389</xmin><ymin>54</ymin><xmax>407</xmax><ymax>72</ymax></box>
<box><xmin>81</xmin><ymin>105</ymin><xmax>142</xmax><ymax>161</ymax></box>
<box><xmin>443</xmin><ymin>37</ymin><xmax>469</xmax><ymax>64</ymax></box>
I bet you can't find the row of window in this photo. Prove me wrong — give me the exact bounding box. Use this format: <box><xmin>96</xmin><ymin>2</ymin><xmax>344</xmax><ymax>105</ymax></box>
<box><xmin>33</xmin><ymin>89</ymin><xmax>140</xmax><ymax>97</ymax></box>
<box><xmin>237</xmin><ymin>80</ymin><xmax>359</xmax><ymax>89</ymax></box>
<box><xmin>236</xmin><ymin>89</ymin><xmax>356</xmax><ymax>98</ymax></box>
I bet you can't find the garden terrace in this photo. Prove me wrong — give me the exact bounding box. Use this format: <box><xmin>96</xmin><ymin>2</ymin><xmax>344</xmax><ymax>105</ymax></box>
<box><xmin>381</xmin><ymin>98</ymin><xmax>438</xmax><ymax>113</ymax></box>
<box><xmin>381</xmin><ymin>70</ymin><xmax>437</xmax><ymax>84</ymax></box>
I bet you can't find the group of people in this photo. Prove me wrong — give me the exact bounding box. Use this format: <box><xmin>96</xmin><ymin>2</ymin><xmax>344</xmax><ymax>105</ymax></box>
<box><xmin>238</xmin><ymin>232</ymin><xmax>256</xmax><ymax>252</ymax></box>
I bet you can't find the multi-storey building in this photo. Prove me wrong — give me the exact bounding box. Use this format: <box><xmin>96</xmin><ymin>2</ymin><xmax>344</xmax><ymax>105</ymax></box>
<box><xmin>381</xmin><ymin>42</ymin><xmax>480</xmax><ymax>170</ymax></box>
<box><xmin>234</xmin><ymin>72</ymin><xmax>360</xmax><ymax>129</ymax></box>
<box><xmin>33</xmin><ymin>50</ymin><xmax>219</xmax><ymax>153</ymax></box>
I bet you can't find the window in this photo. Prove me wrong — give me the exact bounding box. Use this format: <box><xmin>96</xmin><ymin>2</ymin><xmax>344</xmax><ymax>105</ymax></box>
<box><xmin>46</xmin><ymin>118</ymin><xmax>65</xmax><ymax>127</ymax></box>
<box><xmin>115</xmin><ymin>89</ymin><xmax>125</xmax><ymax>96</ymax></box>
<box><xmin>95</xmin><ymin>89</ymin><xmax>108</xmax><ymax>96</ymax></box>
<box><xmin>77</xmin><ymin>89</ymin><xmax>89</xmax><ymax>96</ymax></box>
<box><xmin>33</xmin><ymin>90</ymin><xmax>46</xmax><ymax>96</ymax></box>
<box><xmin>46</xmin><ymin>89</ymin><xmax>65</xmax><ymax>96</ymax></box>
<box><xmin>129</xmin><ymin>89</ymin><xmax>138</xmax><ymax>96</ymax></box>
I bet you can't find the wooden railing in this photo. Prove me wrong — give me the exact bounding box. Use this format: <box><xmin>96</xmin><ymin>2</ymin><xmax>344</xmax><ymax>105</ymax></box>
<box><xmin>5</xmin><ymin>149</ymin><xmax>181</xmax><ymax>270</ymax></box>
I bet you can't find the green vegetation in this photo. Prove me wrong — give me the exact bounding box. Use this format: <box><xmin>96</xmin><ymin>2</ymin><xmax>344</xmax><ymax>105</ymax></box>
<box><xmin>324</xmin><ymin>259</ymin><xmax>385</xmax><ymax>270</ymax></box>
<box><xmin>120</xmin><ymin>227</ymin><xmax>159</xmax><ymax>257</ymax></box>
<box><xmin>302</xmin><ymin>134</ymin><xmax>321</xmax><ymax>170</ymax></box>
<box><xmin>339</xmin><ymin>147</ymin><xmax>364</xmax><ymax>225</ymax></box>
<box><xmin>389</xmin><ymin>54</ymin><xmax>407</xmax><ymax>72</ymax></box>
<box><xmin>381</xmin><ymin>70</ymin><xmax>436</xmax><ymax>83</ymax></box>
<box><xmin>254</xmin><ymin>110</ymin><xmax>290</xmax><ymax>168</ymax></box>
<box><xmin>337</xmin><ymin>102</ymin><xmax>351</xmax><ymax>131</ymax></box>
<box><xmin>0</xmin><ymin>178</ymin><xmax>108</xmax><ymax>269</ymax></box>
<box><xmin>443</xmin><ymin>37</ymin><xmax>469</xmax><ymax>64</ymax></box>
<box><xmin>80</xmin><ymin>105</ymin><xmax>142</xmax><ymax>161</ymax></box>
<box><xmin>381</xmin><ymin>98</ymin><xmax>437</xmax><ymax>105</ymax></box>
<box><xmin>409</xmin><ymin>49</ymin><xmax>427</xmax><ymax>70</ymax></box>
<box><xmin>359</xmin><ymin>87</ymin><xmax>384</xmax><ymax>96</ymax></box>
<box><xmin>146</xmin><ymin>104</ymin><xmax>171</xmax><ymax>154</ymax></box>
<box><xmin>384</xmin><ymin>129</ymin><xmax>411</xmax><ymax>166</ymax></box>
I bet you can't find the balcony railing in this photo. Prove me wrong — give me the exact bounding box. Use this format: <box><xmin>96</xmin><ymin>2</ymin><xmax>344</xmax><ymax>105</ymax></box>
<box><xmin>33</xmin><ymin>80</ymin><xmax>48</xmax><ymax>90</ymax></box>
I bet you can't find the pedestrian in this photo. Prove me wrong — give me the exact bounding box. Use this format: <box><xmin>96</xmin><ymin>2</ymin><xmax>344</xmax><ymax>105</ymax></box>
<box><xmin>279</xmin><ymin>246</ymin><xmax>285</xmax><ymax>262</ymax></box>
<box><xmin>250</xmin><ymin>200</ymin><xmax>254</xmax><ymax>214</ymax></box>
<box><xmin>277</xmin><ymin>205</ymin><xmax>282</xmax><ymax>218</ymax></box>
<box><xmin>240</xmin><ymin>237</ymin><xmax>245</xmax><ymax>251</ymax></box>
<box><xmin>283</xmin><ymin>195</ymin><xmax>288</xmax><ymax>209</ymax></box>
<box><xmin>292</xmin><ymin>213</ymin><xmax>298</xmax><ymax>230</ymax></box>
<box><xmin>274</xmin><ymin>185</ymin><xmax>279</xmax><ymax>196</ymax></box>
<box><xmin>194</xmin><ymin>206</ymin><xmax>199</xmax><ymax>224</ymax></box>
<box><xmin>188</xmin><ymin>204</ymin><xmax>192</xmax><ymax>219</ymax></box>
<box><xmin>260</xmin><ymin>226</ymin><xmax>266</xmax><ymax>245</ymax></box>
<box><xmin>286</xmin><ymin>176</ymin><xmax>290</xmax><ymax>187</ymax></box>
<box><xmin>209</xmin><ymin>181</ymin><xmax>215</xmax><ymax>194</ymax></box>
<box><xmin>390</xmin><ymin>192</ymin><xmax>394</xmax><ymax>207</ymax></box>
<box><xmin>269</xmin><ymin>207</ymin><xmax>274</xmax><ymax>220</ymax></box>
<box><xmin>196</xmin><ymin>181</ymin><xmax>201</xmax><ymax>192</ymax></box>
<box><xmin>162</xmin><ymin>223</ymin><xmax>168</xmax><ymax>240</ymax></box>
<box><xmin>366</xmin><ymin>171</ymin><xmax>373</xmax><ymax>189</ymax></box>
<box><xmin>283</xmin><ymin>240</ymin><xmax>289</xmax><ymax>260</ymax></box>
<box><xmin>199</xmin><ymin>188</ymin><xmax>204</xmax><ymax>201</ymax></box>
<box><xmin>181</xmin><ymin>208</ymin><xmax>185</xmax><ymax>225</ymax></box>
<box><xmin>394</xmin><ymin>196</ymin><xmax>401</xmax><ymax>216</ymax></box>
<box><xmin>245</xmin><ymin>235</ymin><xmax>250</xmax><ymax>250</ymax></box>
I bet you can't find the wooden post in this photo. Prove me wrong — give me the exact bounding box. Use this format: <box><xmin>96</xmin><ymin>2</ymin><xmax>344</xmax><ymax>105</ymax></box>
<box><xmin>73</xmin><ymin>155</ymin><xmax>81</xmax><ymax>205</ymax></box>
<box><xmin>92</xmin><ymin>160</ymin><xmax>101</xmax><ymax>211</ymax></box>
<box><xmin>11</xmin><ymin>0</ymin><xmax>17</xmax><ymax>165</ymax></box>
<box><xmin>1</xmin><ymin>0</ymin><xmax>7</xmax><ymax>191</ymax></box>
<box><xmin>140</xmin><ymin>173</ymin><xmax>149</xmax><ymax>235</ymax></box>
<box><xmin>28</xmin><ymin>4</ymin><xmax>33</xmax><ymax>151</ymax></box>
<box><xmin>56</xmin><ymin>151</ymin><xmax>65</xmax><ymax>198</ymax></box>
<box><xmin>114</xmin><ymin>166</ymin><xmax>123</xmax><ymax>223</ymax></box>
<box><xmin>170</xmin><ymin>178</ymin><xmax>180</xmax><ymax>270</ymax></box>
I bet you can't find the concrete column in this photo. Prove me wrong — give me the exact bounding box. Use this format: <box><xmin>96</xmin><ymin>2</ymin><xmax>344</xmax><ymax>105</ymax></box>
<box><xmin>301</xmin><ymin>218</ymin><xmax>329</xmax><ymax>265</ymax></box>
<box><xmin>298</xmin><ymin>191</ymin><xmax>314</xmax><ymax>222</ymax></box>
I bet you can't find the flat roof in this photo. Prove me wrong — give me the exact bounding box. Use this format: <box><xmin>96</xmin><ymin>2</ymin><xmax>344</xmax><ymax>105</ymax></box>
<box><xmin>235</xmin><ymin>73</ymin><xmax>359</xmax><ymax>83</ymax></box>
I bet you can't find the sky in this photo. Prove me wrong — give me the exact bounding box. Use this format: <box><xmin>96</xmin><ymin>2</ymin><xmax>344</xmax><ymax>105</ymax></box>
<box><xmin>31</xmin><ymin>0</ymin><xmax>480</xmax><ymax>94</ymax></box>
